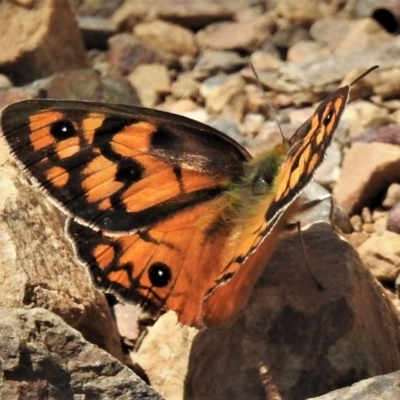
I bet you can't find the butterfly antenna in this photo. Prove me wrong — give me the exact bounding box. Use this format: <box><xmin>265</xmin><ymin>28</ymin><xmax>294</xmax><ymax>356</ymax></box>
<box><xmin>249</xmin><ymin>63</ymin><xmax>287</xmax><ymax>145</ymax></box>
<box><xmin>349</xmin><ymin>65</ymin><xmax>379</xmax><ymax>86</ymax></box>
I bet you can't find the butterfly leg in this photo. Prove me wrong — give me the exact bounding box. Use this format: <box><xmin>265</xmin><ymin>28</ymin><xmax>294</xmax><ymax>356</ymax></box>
<box><xmin>286</xmin><ymin>220</ymin><xmax>324</xmax><ymax>291</ymax></box>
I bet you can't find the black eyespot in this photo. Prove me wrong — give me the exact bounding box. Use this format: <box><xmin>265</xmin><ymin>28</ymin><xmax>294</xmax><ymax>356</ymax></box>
<box><xmin>116</xmin><ymin>158</ymin><xmax>144</xmax><ymax>183</ymax></box>
<box><xmin>50</xmin><ymin>120</ymin><xmax>76</xmax><ymax>140</ymax></box>
<box><xmin>323</xmin><ymin>110</ymin><xmax>335</xmax><ymax>126</ymax></box>
<box><xmin>148</xmin><ymin>262</ymin><xmax>172</xmax><ymax>287</ymax></box>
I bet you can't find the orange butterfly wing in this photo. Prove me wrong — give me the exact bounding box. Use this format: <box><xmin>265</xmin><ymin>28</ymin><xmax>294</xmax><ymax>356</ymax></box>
<box><xmin>1</xmin><ymin>100</ymin><xmax>249</xmax><ymax>233</ymax></box>
<box><xmin>0</xmin><ymin>83</ymin><xmax>351</xmax><ymax>328</ymax></box>
<box><xmin>200</xmin><ymin>87</ymin><xmax>350</xmax><ymax>325</ymax></box>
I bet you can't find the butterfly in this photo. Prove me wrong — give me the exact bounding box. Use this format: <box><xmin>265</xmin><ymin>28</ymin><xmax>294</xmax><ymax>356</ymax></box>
<box><xmin>0</xmin><ymin>66</ymin><xmax>377</xmax><ymax>329</ymax></box>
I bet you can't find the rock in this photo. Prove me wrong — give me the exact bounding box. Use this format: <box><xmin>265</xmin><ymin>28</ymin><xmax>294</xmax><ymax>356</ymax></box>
<box><xmin>0</xmin><ymin>307</ymin><xmax>162</xmax><ymax>399</ymax></box>
<box><xmin>314</xmin><ymin>142</ymin><xmax>342</xmax><ymax>189</ymax></box>
<box><xmin>108</xmin><ymin>33</ymin><xmax>164</xmax><ymax>77</ymax></box>
<box><xmin>310</xmin><ymin>18</ymin><xmax>355</xmax><ymax>50</ymax></box>
<box><xmin>257</xmin><ymin>35</ymin><xmax>400</xmax><ymax>104</ymax></box>
<box><xmin>387</xmin><ymin>202</ymin><xmax>400</xmax><ymax>235</ymax></box>
<box><xmin>0</xmin><ymin>151</ymin><xmax>123</xmax><ymax>362</ymax></box>
<box><xmin>170</xmin><ymin>73</ymin><xmax>200</xmax><ymax>100</ymax></box>
<box><xmin>383</xmin><ymin>183</ymin><xmax>400</xmax><ymax>209</ymax></box>
<box><xmin>200</xmin><ymin>74</ymin><xmax>246</xmax><ymax>121</ymax></box>
<box><xmin>287</xmin><ymin>40</ymin><xmax>331</xmax><ymax>63</ymax></box>
<box><xmin>0</xmin><ymin>0</ymin><xmax>88</xmax><ymax>85</ymax></box>
<box><xmin>37</xmin><ymin>69</ymin><xmax>141</xmax><ymax>104</ymax></box>
<box><xmin>335</xmin><ymin>18</ymin><xmax>393</xmax><ymax>54</ymax></box>
<box><xmin>133</xmin><ymin>311</ymin><xmax>198</xmax><ymax>400</ymax></box>
<box><xmin>345</xmin><ymin>101</ymin><xmax>392</xmax><ymax>139</ymax></box>
<box><xmin>0</xmin><ymin>89</ymin><xmax>34</xmax><ymax>110</ymax></box>
<box><xmin>372</xmin><ymin>67</ymin><xmax>400</xmax><ymax>99</ymax></box>
<box><xmin>272</xmin><ymin>0</ymin><xmax>334</xmax><ymax>24</ymax></box>
<box><xmin>74</xmin><ymin>0</ymin><xmax>122</xmax><ymax>18</ymax></box>
<box><xmin>311</xmin><ymin>18</ymin><xmax>392</xmax><ymax>55</ymax></box>
<box><xmin>193</xmin><ymin>50</ymin><xmax>247</xmax><ymax>74</ymax></box>
<box><xmin>333</xmin><ymin>142</ymin><xmax>400</xmax><ymax>215</ymax></box>
<box><xmin>308</xmin><ymin>370</ymin><xmax>400</xmax><ymax>400</ymax></box>
<box><xmin>113</xmin><ymin>302</ymin><xmax>143</xmax><ymax>342</ymax></box>
<box><xmin>112</xmin><ymin>0</ymin><xmax>238</xmax><ymax>30</ymax></box>
<box><xmin>249</xmin><ymin>50</ymin><xmax>284</xmax><ymax>71</ymax></box>
<box><xmin>196</xmin><ymin>14</ymin><xmax>274</xmax><ymax>52</ymax></box>
<box><xmin>0</xmin><ymin>74</ymin><xmax>12</xmax><ymax>90</ymax></box>
<box><xmin>133</xmin><ymin>20</ymin><xmax>198</xmax><ymax>58</ymax></box>
<box><xmin>241</xmin><ymin>113</ymin><xmax>265</xmax><ymax>137</ymax></box>
<box><xmin>127</xmin><ymin>63</ymin><xmax>171</xmax><ymax>107</ymax></box>
<box><xmin>358</xmin><ymin>231</ymin><xmax>400</xmax><ymax>282</ymax></box>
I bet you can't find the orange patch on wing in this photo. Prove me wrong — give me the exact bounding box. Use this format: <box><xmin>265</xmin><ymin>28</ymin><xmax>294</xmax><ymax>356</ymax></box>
<box><xmin>55</xmin><ymin>137</ymin><xmax>80</xmax><ymax>159</ymax></box>
<box><xmin>29</xmin><ymin>111</ymin><xmax>71</xmax><ymax>151</ymax></box>
<box><xmin>180</xmin><ymin>169</ymin><xmax>224</xmax><ymax>192</ymax></box>
<box><xmin>274</xmin><ymin>164</ymin><xmax>291</xmax><ymax>200</ymax></box>
<box><xmin>98</xmin><ymin>198</ymin><xmax>112</xmax><ymax>211</ymax></box>
<box><xmin>82</xmin><ymin>156</ymin><xmax>125</xmax><ymax>202</ymax></box>
<box><xmin>29</xmin><ymin>128</ymin><xmax>54</xmax><ymax>151</ymax></box>
<box><xmin>93</xmin><ymin>244</ymin><xmax>114</xmax><ymax>269</ymax></box>
<box><xmin>82</xmin><ymin>113</ymin><xmax>105</xmax><ymax>144</ymax></box>
<box><xmin>111</xmin><ymin>122</ymin><xmax>156</xmax><ymax>156</ymax></box>
<box><xmin>83</xmin><ymin>155</ymin><xmax>115</xmax><ymax>176</ymax></box>
<box><xmin>46</xmin><ymin>166</ymin><xmax>69</xmax><ymax>187</ymax></box>
<box><xmin>29</xmin><ymin>111</ymin><xmax>64</xmax><ymax>130</ymax></box>
<box><xmin>84</xmin><ymin>178</ymin><xmax>124</xmax><ymax>203</ymax></box>
<box><xmin>108</xmin><ymin>270</ymin><xmax>130</xmax><ymax>288</ymax></box>
<box><xmin>122</xmin><ymin>168</ymin><xmax>180</xmax><ymax>212</ymax></box>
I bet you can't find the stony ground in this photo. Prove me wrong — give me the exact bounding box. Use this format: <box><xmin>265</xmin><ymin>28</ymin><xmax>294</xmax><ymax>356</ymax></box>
<box><xmin>1</xmin><ymin>0</ymin><xmax>400</xmax><ymax>399</ymax></box>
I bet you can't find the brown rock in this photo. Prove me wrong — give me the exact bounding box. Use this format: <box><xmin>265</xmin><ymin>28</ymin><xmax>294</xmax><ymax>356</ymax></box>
<box><xmin>134</xmin><ymin>20</ymin><xmax>198</xmax><ymax>58</ymax></box>
<box><xmin>0</xmin><ymin>308</ymin><xmax>162</xmax><ymax>399</ymax></box>
<box><xmin>0</xmin><ymin>74</ymin><xmax>12</xmax><ymax>90</ymax></box>
<box><xmin>310</xmin><ymin>18</ymin><xmax>392</xmax><ymax>55</ymax></box>
<box><xmin>127</xmin><ymin>63</ymin><xmax>171</xmax><ymax>107</ymax></box>
<box><xmin>196</xmin><ymin>14</ymin><xmax>274</xmax><ymax>52</ymax></box>
<box><xmin>201</xmin><ymin>74</ymin><xmax>246</xmax><ymax>122</ymax></box>
<box><xmin>333</xmin><ymin>142</ymin><xmax>400</xmax><ymax>215</ymax></box>
<box><xmin>273</xmin><ymin>0</ymin><xmax>330</xmax><ymax>24</ymax></box>
<box><xmin>287</xmin><ymin>40</ymin><xmax>331</xmax><ymax>63</ymax></box>
<box><xmin>133</xmin><ymin>311</ymin><xmax>198</xmax><ymax>400</ymax></box>
<box><xmin>263</xmin><ymin>35</ymin><xmax>399</xmax><ymax>104</ymax></box>
<box><xmin>40</xmin><ymin>69</ymin><xmax>141</xmax><ymax>104</ymax></box>
<box><xmin>0</xmin><ymin>0</ymin><xmax>88</xmax><ymax>85</ymax></box>
<box><xmin>108</xmin><ymin>33</ymin><xmax>164</xmax><ymax>77</ymax></box>
<box><xmin>112</xmin><ymin>0</ymin><xmax>239</xmax><ymax>30</ymax></box>
<box><xmin>193</xmin><ymin>50</ymin><xmax>247</xmax><ymax>74</ymax></box>
<box><xmin>373</xmin><ymin>67</ymin><xmax>400</xmax><ymax>99</ymax></box>
<box><xmin>171</xmin><ymin>73</ymin><xmax>200</xmax><ymax>100</ymax></box>
<box><xmin>74</xmin><ymin>0</ymin><xmax>122</xmax><ymax>18</ymax></box>
<box><xmin>387</xmin><ymin>202</ymin><xmax>400</xmax><ymax>235</ymax></box>
<box><xmin>0</xmin><ymin>151</ymin><xmax>123</xmax><ymax>361</ymax></box>
<box><xmin>310</xmin><ymin>18</ymin><xmax>355</xmax><ymax>50</ymax></box>
<box><xmin>346</xmin><ymin>101</ymin><xmax>391</xmax><ymax>139</ymax></box>
<box><xmin>358</xmin><ymin>231</ymin><xmax>400</xmax><ymax>282</ymax></box>
<box><xmin>0</xmin><ymin>89</ymin><xmax>35</xmax><ymax>110</ymax></box>
<box><xmin>134</xmin><ymin>224</ymin><xmax>400</xmax><ymax>399</ymax></box>
<box><xmin>335</xmin><ymin>18</ymin><xmax>393</xmax><ymax>55</ymax></box>
<box><xmin>383</xmin><ymin>183</ymin><xmax>400</xmax><ymax>208</ymax></box>
<box><xmin>249</xmin><ymin>50</ymin><xmax>284</xmax><ymax>71</ymax></box>
<box><xmin>307</xmin><ymin>370</ymin><xmax>400</xmax><ymax>399</ymax></box>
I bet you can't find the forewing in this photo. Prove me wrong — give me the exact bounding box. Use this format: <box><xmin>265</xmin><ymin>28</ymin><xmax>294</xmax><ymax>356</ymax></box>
<box><xmin>0</xmin><ymin>99</ymin><xmax>250</xmax><ymax>233</ymax></box>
